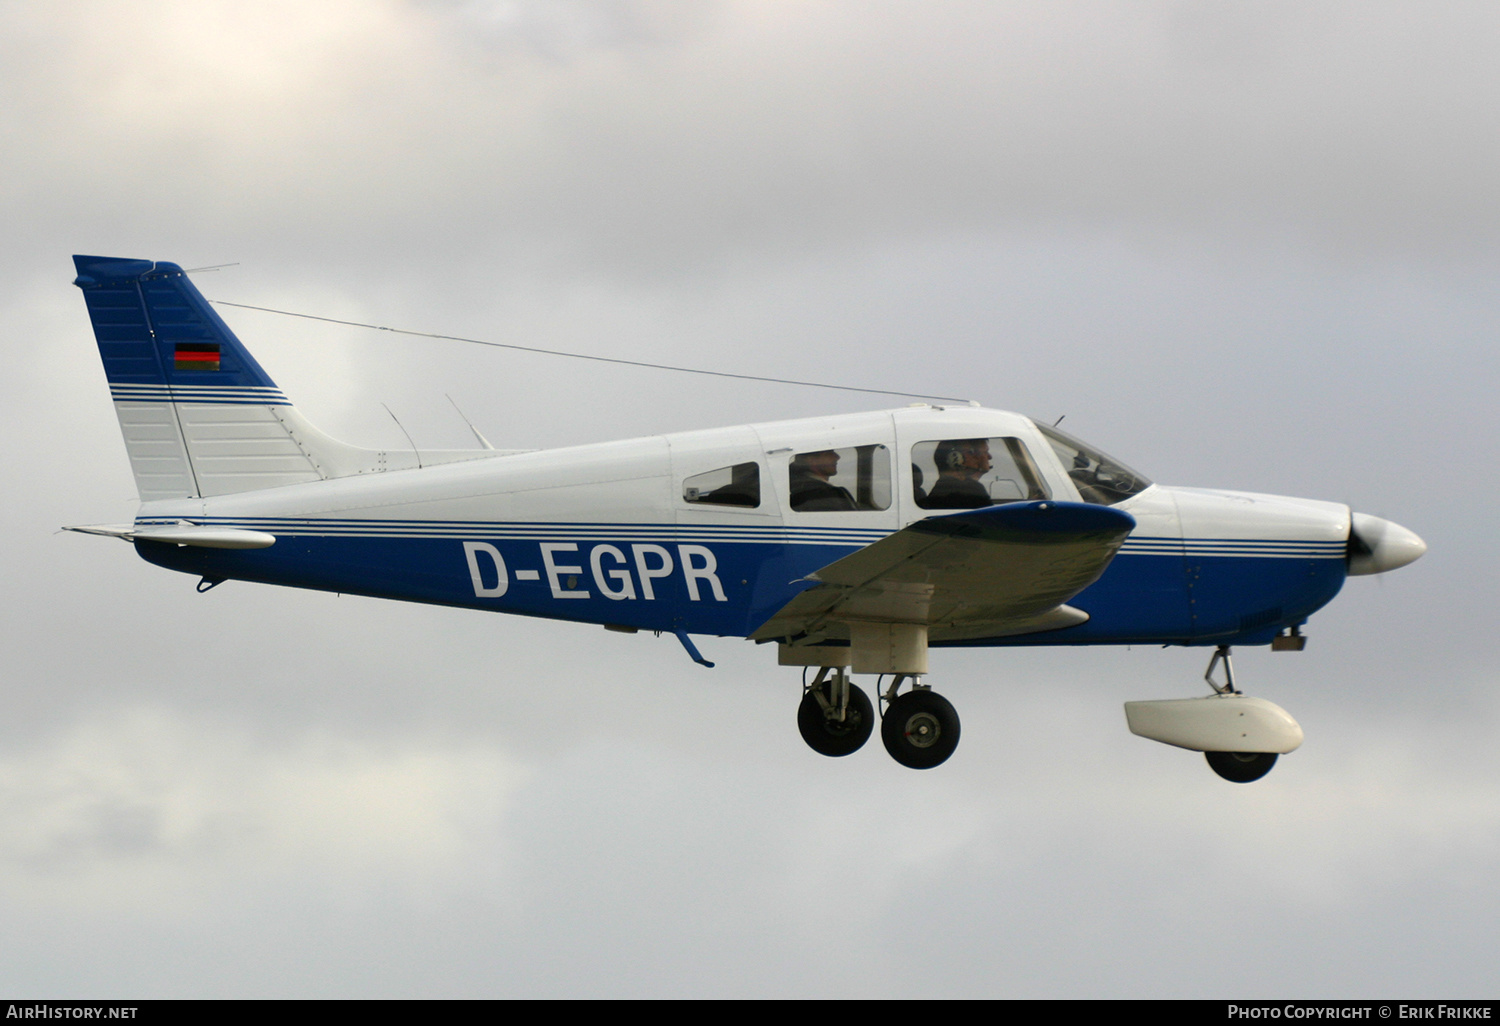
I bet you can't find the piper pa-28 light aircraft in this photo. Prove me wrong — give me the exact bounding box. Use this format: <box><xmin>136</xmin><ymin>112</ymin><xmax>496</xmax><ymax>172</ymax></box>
<box><xmin>66</xmin><ymin>255</ymin><xmax>1426</xmax><ymax>780</ymax></box>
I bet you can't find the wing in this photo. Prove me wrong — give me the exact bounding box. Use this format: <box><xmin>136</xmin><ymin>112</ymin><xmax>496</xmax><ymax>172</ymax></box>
<box><xmin>752</xmin><ymin>500</ymin><xmax>1135</xmax><ymax>643</ymax></box>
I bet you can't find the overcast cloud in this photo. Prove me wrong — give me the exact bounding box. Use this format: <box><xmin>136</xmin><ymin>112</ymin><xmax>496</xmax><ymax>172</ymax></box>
<box><xmin>1</xmin><ymin>1</ymin><xmax>1494</xmax><ymax>998</ymax></box>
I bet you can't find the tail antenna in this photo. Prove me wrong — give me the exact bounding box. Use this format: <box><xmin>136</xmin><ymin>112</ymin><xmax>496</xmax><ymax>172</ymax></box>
<box><xmin>445</xmin><ymin>394</ymin><xmax>496</xmax><ymax>450</ymax></box>
<box><xmin>381</xmin><ymin>403</ymin><xmax>423</xmax><ymax>469</ymax></box>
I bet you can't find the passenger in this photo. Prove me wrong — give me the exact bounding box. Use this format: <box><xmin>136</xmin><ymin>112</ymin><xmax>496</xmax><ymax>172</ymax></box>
<box><xmin>701</xmin><ymin>462</ymin><xmax>759</xmax><ymax>508</ymax></box>
<box><xmin>921</xmin><ymin>439</ymin><xmax>993</xmax><ymax>509</ymax></box>
<box><xmin>789</xmin><ymin>449</ymin><xmax>857</xmax><ymax>511</ymax></box>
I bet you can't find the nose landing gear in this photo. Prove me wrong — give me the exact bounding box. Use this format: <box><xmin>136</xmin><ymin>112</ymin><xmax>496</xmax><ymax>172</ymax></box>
<box><xmin>1201</xmin><ymin>645</ymin><xmax>1280</xmax><ymax>784</ymax></box>
<box><xmin>1124</xmin><ymin>645</ymin><xmax>1304</xmax><ymax>783</ymax></box>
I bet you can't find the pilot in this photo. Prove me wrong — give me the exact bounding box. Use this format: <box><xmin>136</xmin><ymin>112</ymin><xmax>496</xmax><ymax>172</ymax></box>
<box><xmin>921</xmin><ymin>439</ymin><xmax>992</xmax><ymax>509</ymax></box>
<box><xmin>789</xmin><ymin>449</ymin><xmax>857</xmax><ymax>511</ymax></box>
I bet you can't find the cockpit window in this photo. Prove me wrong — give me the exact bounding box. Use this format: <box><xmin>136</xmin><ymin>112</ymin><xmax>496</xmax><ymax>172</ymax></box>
<box><xmin>911</xmin><ymin>437</ymin><xmax>1049</xmax><ymax>509</ymax></box>
<box><xmin>683</xmin><ymin>462</ymin><xmax>760</xmax><ymax>508</ymax></box>
<box><xmin>1035</xmin><ymin>422</ymin><xmax>1151</xmax><ymax>505</ymax></box>
<box><xmin>789</xmin><ymin>445</ymin><xmax>891</xmax><ymax>512</ymax></box>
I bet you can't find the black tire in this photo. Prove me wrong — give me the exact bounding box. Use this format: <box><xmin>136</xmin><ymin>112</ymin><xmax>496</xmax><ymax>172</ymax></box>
<box><xmin>1205</xmin><ymin>750</ymin><xmax>1278</xmax><ymax>783</ymax></box>
<box><xmin>797</xmin><ymin>682</ymin><xmax>874</xmax><ymax>757</ymax></box>
<box><xmin>881</xmin><ymin>689</ymin><xmax>961</xmax><ymax>769</ymax></box>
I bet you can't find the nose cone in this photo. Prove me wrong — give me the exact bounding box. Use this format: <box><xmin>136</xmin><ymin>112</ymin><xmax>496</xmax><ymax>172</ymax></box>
<box><xmin>1347</xmin><ymin>513</ymin><xmax>1427</xmax><ymax>576</ymax></box>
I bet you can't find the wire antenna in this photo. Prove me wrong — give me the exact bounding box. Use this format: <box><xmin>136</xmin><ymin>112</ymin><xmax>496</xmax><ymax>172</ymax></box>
<box><xmin>209</xmin><ymin>299</ymin><xmax>977</xmax><ymax>405</ymax></box>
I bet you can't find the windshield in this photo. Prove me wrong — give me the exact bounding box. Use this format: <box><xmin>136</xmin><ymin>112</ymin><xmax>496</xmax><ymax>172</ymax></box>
<box><xmin>1035</xmin><ymin>422</ymin><xmax>1152</xmax><ymax>506</ymax></box>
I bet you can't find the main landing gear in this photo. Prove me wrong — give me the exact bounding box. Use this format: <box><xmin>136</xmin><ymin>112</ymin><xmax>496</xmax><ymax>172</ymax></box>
<box><xmin>797</xmin><ymin>666</ymin><xmax>874</xmax><ymax>757</ymax></box>
<box><xmin>797</xmin><ymin>667</ymin><xmax>960</xmax><ymax>769</ymax></box>
<box><xmin>1123</xmin><ymin>645</ymin><xmax>1305</xmax><ymax>784</ymax></box>
<box><xmin>880</xmin><ymin>676</ymin><xmax>960</xmax><ymax>770</ymax></box>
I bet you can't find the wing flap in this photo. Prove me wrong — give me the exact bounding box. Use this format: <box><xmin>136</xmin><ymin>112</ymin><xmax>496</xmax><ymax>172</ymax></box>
<box><xmin>753</xmin><ymin>501</ymin><xmax>1134</xmax><ymax>642</ymax></box>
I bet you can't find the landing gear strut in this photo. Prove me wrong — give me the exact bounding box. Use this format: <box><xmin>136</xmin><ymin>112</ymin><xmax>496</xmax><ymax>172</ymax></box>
<box><xmin>797</xmin><ymin>666</ymin><xmax>874</xmax><ymax>757</ymax></box>
<box><xmin>880</xmin><ymin>675</ymin><xmax>961</xmax><ymax>770</ymax></box>
<box><xmin>1204</xmin><ymin>644</ymin><xmax>1239</xmax><ymax>695</ymax></box>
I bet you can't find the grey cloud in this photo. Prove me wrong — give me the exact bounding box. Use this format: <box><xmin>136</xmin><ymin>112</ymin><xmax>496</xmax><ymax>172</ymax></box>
<box><xmin>11</xmin><ymin>2</ymin><xmax>1500</xmax><ymax>278</ymax></box>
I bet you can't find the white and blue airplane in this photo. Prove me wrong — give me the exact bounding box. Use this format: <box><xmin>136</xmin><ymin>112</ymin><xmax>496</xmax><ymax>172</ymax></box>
<box><xmin>65</xmin><ymin>255</ymin><xmax>1426</xmax><ymax>779</ymax></box>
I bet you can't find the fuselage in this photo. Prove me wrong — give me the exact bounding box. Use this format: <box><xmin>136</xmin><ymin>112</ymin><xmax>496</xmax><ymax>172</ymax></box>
<box><xmin>131</xmin><ymin>404</ymin><xmax>1353</xmax><ymax>647</ymax></box>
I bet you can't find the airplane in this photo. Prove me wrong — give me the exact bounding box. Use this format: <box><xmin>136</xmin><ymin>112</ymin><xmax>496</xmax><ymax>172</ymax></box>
<box><xmin>64</xmin><ymin>254</ymin><xmax>1427</xmax><ymax>780</ymax></box>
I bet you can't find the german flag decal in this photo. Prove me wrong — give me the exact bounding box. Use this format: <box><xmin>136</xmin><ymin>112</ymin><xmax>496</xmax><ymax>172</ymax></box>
<box><xmin>174</xmin><ymin>343</ymin><xmax>220</xmax><ymax>372</ymax></box>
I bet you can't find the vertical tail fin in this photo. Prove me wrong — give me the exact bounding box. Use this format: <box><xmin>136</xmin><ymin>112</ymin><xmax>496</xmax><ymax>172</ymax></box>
<box><xmin>73</xmin><ymin>255</ymin><xmax>498</xmax><ymax>502</ymax></box>
<box><xmin>74</xmin><ymin>255</ymin><xmax>326</xmax><ymax>500</ymax></box>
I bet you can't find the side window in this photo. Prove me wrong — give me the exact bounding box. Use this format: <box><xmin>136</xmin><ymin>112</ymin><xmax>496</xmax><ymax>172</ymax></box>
<box><xmin>788</xmin><ymin>445</ymin><xmax>891</xmax><ymax>512</ymax></box>
<box><xmin>683</xmin><ymin>462</ymin><xmax>760</xmax><ymax>508</ymax></box>
<box><xmin>911</xmin><ymin>437</ymin><xmax>1049</xmax><ymax>510</ymax></box>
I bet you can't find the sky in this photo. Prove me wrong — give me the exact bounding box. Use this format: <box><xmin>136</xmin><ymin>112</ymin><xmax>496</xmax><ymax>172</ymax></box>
<box><xmin>1</xmin><ymin>0</ymin><xmax>1495</xmax><ymax>998</ymax></box>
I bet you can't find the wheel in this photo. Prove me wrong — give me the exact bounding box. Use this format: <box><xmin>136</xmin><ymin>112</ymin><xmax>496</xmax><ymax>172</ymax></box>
<box><xmin>1205</xmin><ymin>750</ymin><xmax>1278</xmax><ymax>783</ymax></box>
<box><xmin>881</xmin><ymin>689</ymin><xmax>961</xmax><ymax>769</ymax></box>
<box><xmin>797</xmin><ymin>682</ymin><xmax>874</xmax><ymax>757</ymax></box>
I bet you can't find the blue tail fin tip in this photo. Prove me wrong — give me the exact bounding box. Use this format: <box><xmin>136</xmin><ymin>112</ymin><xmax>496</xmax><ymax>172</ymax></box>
<box><xmin>72</xmin><ymin>255</ymin><xmax>164</xmax><ymax>286</ymax></box>
<box><xmin>72</xmin><ymin>254</ymin><xmax>280</xmax><ymax>393</ymax></box>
